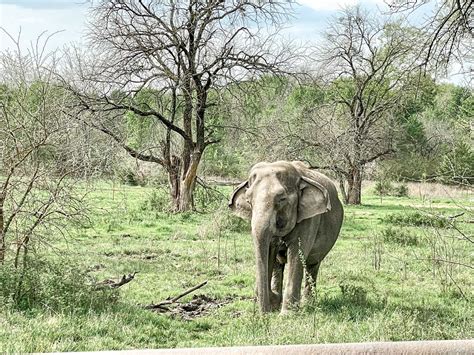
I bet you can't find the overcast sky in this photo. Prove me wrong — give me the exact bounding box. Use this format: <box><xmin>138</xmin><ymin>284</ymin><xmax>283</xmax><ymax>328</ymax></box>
<box><xmin>0</xmin><ymin>0</ymin><xmax>468</xmax><ymax>84</ymax></box>
<box><xmin>0</xmin><ymin>0</ymin><xmax>390</xmax><ymax>50</ymax></box>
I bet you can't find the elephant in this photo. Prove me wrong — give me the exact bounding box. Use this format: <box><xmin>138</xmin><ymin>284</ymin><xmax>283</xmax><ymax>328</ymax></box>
<box><xmin>229</xmin><ymin>161</ymin><xmax>343</xmax><ymax>313</ymax></box>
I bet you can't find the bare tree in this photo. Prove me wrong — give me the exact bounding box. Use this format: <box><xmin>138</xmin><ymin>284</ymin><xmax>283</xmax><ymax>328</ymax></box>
<box><xmin>62</xmin><ymin>0</ymin><xmax>297</xmax><ymax>211</ymax></box>
<box><xmin>386</xmin><ymin>0</ymin><xmax>473</xmax><ymax>75</ymax></box>
<box><xmin>0</xmin><ymin>32</ymin><xmax>87</xmax><ymax>268</ymax></box>
<box><xmin>285</xmin><ymin>8</ymin><xmax>423</xmax><ymax>204</ymax></box>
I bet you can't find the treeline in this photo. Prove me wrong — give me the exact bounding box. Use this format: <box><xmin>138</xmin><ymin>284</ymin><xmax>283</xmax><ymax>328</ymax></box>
<box><xmin>201</xmin><ymin>77</ymin><xmax>473</xmax><ymax>184</ymax></box>
<box><xmin>1</xmin><ymin>2</ymin><xmax>472</xmax><ymax>215</ymax></box>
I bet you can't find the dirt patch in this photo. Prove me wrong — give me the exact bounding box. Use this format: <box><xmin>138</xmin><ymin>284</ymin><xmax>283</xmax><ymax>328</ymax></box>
<box><xmin>150</xmin><ymin>294</ymin><xmax>231</xmax><ymax>320</ymax></box>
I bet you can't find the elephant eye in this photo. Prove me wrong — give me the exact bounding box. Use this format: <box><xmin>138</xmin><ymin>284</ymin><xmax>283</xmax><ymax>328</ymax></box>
<box><xmin>276</xmin><ymin>196</ymin><xmax>287</xmax><ymax>206</ymax></box>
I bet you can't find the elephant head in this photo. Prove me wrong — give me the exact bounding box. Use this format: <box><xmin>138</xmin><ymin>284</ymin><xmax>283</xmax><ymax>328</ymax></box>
<box><xmin>229</xmin><ymin>161</ymin><xmax>331</xmax><ymax>312</ymax></box>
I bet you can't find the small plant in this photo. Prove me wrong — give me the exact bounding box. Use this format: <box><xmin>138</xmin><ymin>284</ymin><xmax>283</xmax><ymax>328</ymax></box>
<box><xmin>118</xmin><ymin>168</ymin><xmax>140</xmax><ymax>186</ymax></box>
<box><xmin>139</xmin><ymin>190</ymin><xmax>169</xmax><ymax>212</ymax></box>
<box><xmin>385</xmin><ymin>211</ymin><xmax>450</xmax><ymax>228</ymax></box>
<box><xmin>393</xmin><ymin>183</ymin><xmax>409</xmax><ymax>197</ymax></box>
<box><xmin>374</xmin><ymin>180</ymin><xmax>394</xmax><ymax>196</ymax></box>
<box><xmin>339</xmin><ymin>274</ymin><xmax>374</xmax><ymax>305</ymax></box>
<box><xmin>372</xmin><ymin>233</ymin><xmax>384</xmax><ymax>270</ymax></box>
<box><xmin>374</xmin><ymin>180</ymin><xmax>409</xmax><ymax>197</ymax></box>
<box><xmin>381</xmin><ymin>227</ymin><xmax>418</xmax><ymax>246</ymax></box>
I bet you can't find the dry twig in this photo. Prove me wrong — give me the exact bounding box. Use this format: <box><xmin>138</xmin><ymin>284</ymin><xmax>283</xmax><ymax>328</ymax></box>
<box><xmin>94</xmin><ymin>272</ymin><xmax>138</xmax><ymax>289</ymax></box>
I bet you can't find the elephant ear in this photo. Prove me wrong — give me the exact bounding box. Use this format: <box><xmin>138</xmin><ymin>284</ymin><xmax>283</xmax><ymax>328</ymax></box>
<box><xmin>297</xmin><ymin>176</ymin><xmax>331</xmax><ymax>223</ymax></box>
<box><xmin>228</xmin><ymin>181</ymin><xmax>252</xmax><ymax>220</ymax></box>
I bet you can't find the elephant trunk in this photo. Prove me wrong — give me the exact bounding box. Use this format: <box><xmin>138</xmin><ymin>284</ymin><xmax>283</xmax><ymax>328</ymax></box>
<box><xmin>251</xmin><ymin>202</ymin><xmax>276</xmax><ymax>313</ymax></box>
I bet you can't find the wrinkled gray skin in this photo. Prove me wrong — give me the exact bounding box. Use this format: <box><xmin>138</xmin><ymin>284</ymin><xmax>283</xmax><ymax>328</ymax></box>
<box><xmin>229</xmin><ymin>161</ymin><xmax>343</xmax><ymax>313</ymax></box>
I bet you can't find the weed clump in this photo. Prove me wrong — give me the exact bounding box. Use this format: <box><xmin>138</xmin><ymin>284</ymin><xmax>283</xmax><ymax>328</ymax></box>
<box><xmin>0</xmin><ymin>258</ymin><xmax>118</xmax><ymax>313</ymax></box>
<box><xmin>339</xmin><ymin>274</ymin><xmax>375</xmax><ymax>305</ymax></box>
<box><xmin>374</xmin><ymin>180</ymin><xmax>409</xmax><ymax>197</ymax></box>
<box><xmin>385</xmin><ymin>211</ymin><xmax>450</xmax><ymax>228</ymax></box>
<box><xmin>139</xmin><ymin>189</ymin><xmax>169</xmax><ymax>212</ymax></box>
<box><xmin>382</xmin><ymin>227</ymin><xmax>418</xmax><ymax>246</ymax></box>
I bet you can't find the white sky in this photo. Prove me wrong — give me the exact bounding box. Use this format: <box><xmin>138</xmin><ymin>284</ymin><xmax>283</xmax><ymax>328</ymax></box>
<box><xmin>0</xmin><ymin>0</ymin><xmax>387</xmax><ymax>51</ymax></box>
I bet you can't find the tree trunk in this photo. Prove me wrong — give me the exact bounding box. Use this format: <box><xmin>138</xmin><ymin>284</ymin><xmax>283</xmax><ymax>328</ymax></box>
<box><xmin>177</xmin><ymin>150</ymin><xmax>202</xmax><ymax>212</ymax></box>
<box><xmin>0</xmin><ymin>197</ymin><xmax>5</xmax><ymax>264</ymax></box>
<box><xmin>167</xmin><ymin>156</ymin><xmax>181</xmax><ymax>211</ymax></box>
<box><xmin>346</xmin><ymin>167</ymin><xmax>362</xmax><ymax>205</ymax></box>
<box><xmin>337</xmin><ymin>173</ymin><xmax>348</xmax><ymax>204</ymax></box>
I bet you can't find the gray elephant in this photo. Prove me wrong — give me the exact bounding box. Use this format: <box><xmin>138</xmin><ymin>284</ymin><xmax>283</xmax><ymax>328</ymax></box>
<box><xmin>229</xmin><ymin>161</ymin><xmax>343</xmax><ymax>313</ymax></box>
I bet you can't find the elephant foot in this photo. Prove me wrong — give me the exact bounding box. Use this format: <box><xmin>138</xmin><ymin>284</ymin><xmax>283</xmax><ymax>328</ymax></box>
<box><xmin>280</xmin><ymin>300</ymin><xmax>300</xmax><ymax>315</ymax></box>
<box><xmin>270</xmin><ymin>291</ymin><xmax>282</xmax><ymax>311</ymax></box>
<box><xmin>279</xmin><ymin>307</ymin><xmax>297</xmax><ymax>316</ymax></box>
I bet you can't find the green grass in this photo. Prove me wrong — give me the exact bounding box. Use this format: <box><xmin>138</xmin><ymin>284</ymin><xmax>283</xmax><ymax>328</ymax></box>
<box><xmin>0</xmin><ymin>181</ymin><xmax>473</xmax><ymax>352</ymax></box>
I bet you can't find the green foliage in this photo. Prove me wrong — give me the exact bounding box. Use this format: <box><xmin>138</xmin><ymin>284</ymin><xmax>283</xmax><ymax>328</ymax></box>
<box><xmin>118</xmin><ymin>168</ymin><xmax>141</xmax><ymax>186</ymax></box>
<box><xmin>0</xmin><ymin>258</ymin><xmax>118</xmax><ymax>313</ymax></box>
<box><xmin>438</xmin><ymin>140</ymin><xmax>474</xmax><ymax>185</ymax></box>
<box><xmin>382</xmin><ymin>227</ymin><xmax>418</xmax><ymax>246</ymax></box>
<box><xmin>287</xmin><ymin>85</ymin><xmax>324</xmax><ymax>108</ymax></box>
<box><xmin>339</xmin><ymin>274</ymin><xmax>375</xmax><ymax>305</ymax></box>
<box><xmin>193</xmin><ymin>184</ymin><xmax>227</xmax><ymax>212</ymax></box>
<box><xmin>374</xmin><ymin>180</ymin><xmax>394</xmax><ymax>196</ymax></box>
<box><xmin>393</xmin><ymin>184</ymin><xmax>409</xmax><ymax>197</ymax></box>
<box><xmin>374</xmin><ymin>180</ymin><xmax>408</xmax><ymax>197</ymax></box>
<box><xmin>201</xmin><ymin>144</ymin><xmax>244</xmax><ymax>178</ymax></box>
<box><xmin>139</xmin><ymin>189</ymin><xmax>169</xmax><ymax>212</ymax></box>
<box><xmin>385</xmin><ymin>211</ymin><xmax>450</xmax><ymax>228</ymax></box>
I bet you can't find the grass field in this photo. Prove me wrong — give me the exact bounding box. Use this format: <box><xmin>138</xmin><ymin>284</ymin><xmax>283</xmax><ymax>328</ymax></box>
<box><xmin>0</xmin><ymin>181</ymin><xmax>472</xmax><ymax>352</ymax></box>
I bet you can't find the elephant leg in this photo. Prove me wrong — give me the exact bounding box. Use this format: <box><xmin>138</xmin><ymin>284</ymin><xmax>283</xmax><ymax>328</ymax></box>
<box><xmin>265</xmin><ymin>240</ymin><xmax>280</xmax><ymax>311</ymax></box>
<box><xmin>303</xmin><ymin>262</ymin><xmax>320</xmax><ymax>302</ymax></box>
<box><xmin>270</xmin><ymin>259</ymin><xmax>284</xmax><ymax>311</ymax></box>
<box><xmin>281</xmin><ymin>245</ymin><xmax>304</xmax><ymax>313</ymax></box>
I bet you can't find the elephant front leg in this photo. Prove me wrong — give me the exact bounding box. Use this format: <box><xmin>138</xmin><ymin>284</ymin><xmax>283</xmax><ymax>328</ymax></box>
<box><xmin>303</xmin><ymin>262</ymin><xmax>320</xmax><ymax>302</ymax></box>
<box><xmin>281</xmin><ymin>246</ymin><xmax>304</xmax><ymax>314</ymax></box>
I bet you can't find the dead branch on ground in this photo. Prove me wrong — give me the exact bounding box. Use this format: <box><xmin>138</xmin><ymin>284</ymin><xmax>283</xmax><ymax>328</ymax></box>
<box><xmin>94</xmin><ymin>272</ymin><xmax>138</xmax><ymax>289</ymax></box>
<box><xmin>144</xmin><ymin>280</ymin><xmax>208</xmax><ymax>311</ymax></box>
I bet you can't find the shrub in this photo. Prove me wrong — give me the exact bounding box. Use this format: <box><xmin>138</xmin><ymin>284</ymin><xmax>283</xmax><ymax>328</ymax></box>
<box><xmin>139</xmin><ymin>189</ymin><xmax>169</xmax><ymax>212</ymax></box>
<box><xmin>393</xmin><ymin>183</ymin><xmax>409</xmax><ymax>197</ymax></box>
<box><xmin>193</xmin><ymin>184</ymin><xmax>227</xmax><ymax>212</ymax></box>
<box><xmin>385</xmin><ymin>211</ymin><xmax>450</xmax><ymax>228</ymax></box>
<box><xmin>374</xmin><ymin>180</ymin><xmax>409</xmax><ymax>197</ymax></box>
<box><xmin>382</xmin><ymin>227</ymin><xmax>418</xmax><ymax>246</ymax></box>
<box><xmin>0</xmin><ymin>258</ymin><xmax>118</xmax><ymax>313</ymax></box>
<box><xmin>339</xmin><ymin>274</ymin><xmax>375</xmax><ymax>305</ymax></box>
<box><xmin>118</xmin><ymin>168</ymin><xmax>141</xmax><ymax>186</ymax></box>
<box><xmin>374</xmin><ymin>180</ymin><xmax>394</xmax><ymax>196</ymax></box>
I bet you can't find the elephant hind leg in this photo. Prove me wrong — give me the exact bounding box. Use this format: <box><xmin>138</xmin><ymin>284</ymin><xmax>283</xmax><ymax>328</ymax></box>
<box><xmin>304</xmin><ymin>262</ymin><xmax>320</xmax><ymax>302</ymax></box>
<box><xmin>270</xmin><ymin>259</ymin><xmax>284</xmax><ymax>311</ymax></box>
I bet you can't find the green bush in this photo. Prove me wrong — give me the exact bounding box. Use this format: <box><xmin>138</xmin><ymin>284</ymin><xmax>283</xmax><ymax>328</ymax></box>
<box><xmin>0</xmin><ymin>258</ymin><xmax>118</xmax><ymax>313</ymax></box>
<box><xmin>374</xmin><ymin>180</ymin><xmax>409</xmax><ymax>197</ymax></box>
<box><xmin>382</xmin><ymin>227</ymin><xmax>418</xmax><ymax>246</ymax></box>
<box><xmin>139</xmin><ymin>189</ymin><xmax>169</xmax><ymax>212</ymax></box>
<box><xmin>118</xmin><ymin>168</ymin><xmax>141</xmax><ymax>186</ymax></box>
<box><xmin>438</xmin><ymin>140</ymin><xmax>474</xmax><ymax>185</ymax></box>
<box><xmin>193</xmin><ymin>184</ymin><xmax>227</xmax><ymax>212</ymax></box>
<box><xmin>393</xmin><ymin>183</ymin><xmax>409</xmax><ymax>197</ymax></box>
<box><xmin>339</xmin><ymin>274</ymin><xmax>375</xmax><ymax>305</ymax></box>
<box><xmin>385</xmin><ymin>211</ymin><xmax>450</xmax><ymax>228</ymax></box>
<box><xmin>374</xmin><ymin>180</ymin><xmax>394</xmax><ymax>196</ymax></box>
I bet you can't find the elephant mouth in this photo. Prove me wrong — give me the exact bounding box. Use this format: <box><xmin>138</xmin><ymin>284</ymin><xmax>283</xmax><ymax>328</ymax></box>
<box><xmin>276</xmin><ymin>216</ymin><xmax>286</xmax><ymax>229</ymax></box>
